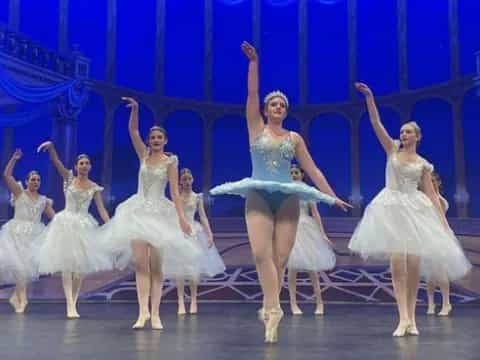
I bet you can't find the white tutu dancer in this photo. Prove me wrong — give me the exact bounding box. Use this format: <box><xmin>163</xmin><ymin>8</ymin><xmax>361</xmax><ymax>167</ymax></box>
<box><xmin>348</xmin><ymin>145</ymin><xmax>471</xmax><ymax>280</ymax></box>
<box><xmin>287</xmin><ymin>165</ymin><xmax>336</xmax><ymax>315</ymax></box>
<box><xmin>288</xmin><ymin>201</ymin><xmax>336</xmax><ymax>272</ymax></box>
<box><xmin>0</xmin><ymin>149</ymin><xmax>55</xmax><ymax>313</ymax></box>
<box><xmin>101</xmin><ymin>155</ymin><xmax>201</xmax><ymax>278</ymax></box>
<box><xmin>348</xmin><ymin>82</ymin><xmax>471</xmax><ymax>337</ymax></box>
<box><xmin>37</xmin><ymin>170</ymin><xmax>111</xmax><ymax>275</ymax></box>
<box><xmin>175</xmin><ymin>168</ymin><xmax>226</xmax><ymax>315</ymax></box>
<box><xmin>100</xmin><ymin>97</ymin><xmax>200</xmax><ymax>330</ymax></box>
<box><xmin>36</xmin><ymin>142</ymin><xmax>111</xmax><ymax>318</ymax></box>
<box><xmin>425</xmin><ymin>173</ymin><xmax>455</xmax><ymax>317</ymax></box>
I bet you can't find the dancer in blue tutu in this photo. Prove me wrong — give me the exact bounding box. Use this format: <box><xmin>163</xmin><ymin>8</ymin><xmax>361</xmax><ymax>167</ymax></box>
<box><xmin>210</xmin><ymin>41</ymin><xmax>351</xmax><ymax>343</ymax></box>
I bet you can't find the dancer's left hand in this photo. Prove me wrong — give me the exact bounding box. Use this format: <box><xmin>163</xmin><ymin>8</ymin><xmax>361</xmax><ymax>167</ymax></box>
<box><xmin>334</xmin><ymin>198</ymin><xmax>353</xmax><ymax>212</ymax></box>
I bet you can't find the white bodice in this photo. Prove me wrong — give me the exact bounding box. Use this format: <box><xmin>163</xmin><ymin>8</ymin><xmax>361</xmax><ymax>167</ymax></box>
<box><xmin>12</xmin><ymin>192</ymin><xmax>51</xmax><ymax>223</ymax></box>
<box><xmin>64</xmin><ymin>171</ymin><xmax>103</xmax><ymax>214</ymax></box>
<box><xmin>181</xmin><ymin>192</ymin><xmax>201</xmax><ymax>225</ymax></box>
<box><xmin>137</xmin><ymin>155</ymin><xmax>177</xmax><ymax>205</ymax></box>
<box><xmin>386</xmin><ymin>149</ymin><xmax>433</xmax><ymax>194</ymax></box>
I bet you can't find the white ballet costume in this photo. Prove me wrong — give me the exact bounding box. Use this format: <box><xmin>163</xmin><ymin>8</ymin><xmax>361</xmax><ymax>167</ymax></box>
<box><xmin>182</xmin><ymin>192</ymin><xmax>226</xmax><ymax>278</ymax></box>
<box><xmin>421</xmin><ymin>195</ymin><xmax>461</xmax><ymax>281</ymax></box>
<box><xmin>37</xmin><ymin>171</ymin><xmax>111</xmax><ymax>275</ymax></box>
<box><xmin>0</xmin><ymin>192</ymin><xmax>51</xmax><ymax>283</ymax></box>
<box><xmin>100</xmin><ymin>155</ymin><xmax>201</xmax><ymax>278</ymax></box>
<box><xmin>348</xmin><ymin>142</ymin><xmax>471</xmax><ymax>281</ymax></box>
<box><xmin>287</xmin><ymin>200</ymin><xmax>336</xmax><ymax>272</ymax></box>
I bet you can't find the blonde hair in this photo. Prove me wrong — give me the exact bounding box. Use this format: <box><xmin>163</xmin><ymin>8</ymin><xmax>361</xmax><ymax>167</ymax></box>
<box><xmin>403</xmin><ymin>121</ymin><xmax>422</xmax><ymax>142</ymax></box>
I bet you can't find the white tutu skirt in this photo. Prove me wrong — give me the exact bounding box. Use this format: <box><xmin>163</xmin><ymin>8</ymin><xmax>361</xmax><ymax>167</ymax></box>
<box><xmin>99</xmin><ymin>194</ymin><xmax>201</xmax><ymax>279</ymax></box>
<box><xmin>191</xmin><ymin>222</ymin><xmax>225</xmax><ymax>278</ymax></box>
<box><xmin>287</xmin><ymin>215</ymin><xmax>336</xmax><ymax>272</ymax></box>
<box><xmin>0</xmin><ymin>220</ymin><xmax>45</xmax><ymax>283</ymax></box>
<box><xmin>348</xmin><ymin>188</ymin><xmax>471</xmax><ymax>281</ymax></box>
<box><xmin>37</xmin><ymin>210</ymin><xmax>112</xmax><ymax>275</ymax></box>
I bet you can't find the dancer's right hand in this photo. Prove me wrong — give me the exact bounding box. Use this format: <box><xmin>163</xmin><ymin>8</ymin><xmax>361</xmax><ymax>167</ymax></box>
<box><xmin>241</xmin><ymin>41</ymin><xmax>258</xmax><ymax>62</ymax></box>
<box><xmin>179</xmin><ymin>217</ymin><xmax>193</xmax><ymax>237</ymax></box>
<box><xmin>354</xmin><ymin>82</ymin><xmax>373</xmax><ymax>97</ymax></box>
<box><xmin>37</xmin><ymin>141</ymin><xmax>53</xmax><ymax>153</ymax></box>
<box><xmin>11</xmin><ymin>148</ymin><xmax>23</xmax><ymax>161</ymax></box>
<box><xmin>121</xmin><ymin>96</ymin><xmax>139</xmax><ymax>110</ymax></box>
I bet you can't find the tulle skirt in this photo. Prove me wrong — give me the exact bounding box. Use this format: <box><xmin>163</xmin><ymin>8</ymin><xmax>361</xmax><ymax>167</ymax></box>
<box><xmin>37</xmin><ymin>210</ymin><xmax>112</xmax><ymax>275</ymax></box>
<box><xmin>99</xmin><ymin>194</ymin><xmax>202</xmax><ymax>279</ymax></box>
<box><xmin>348</xmin><ymin>188</ymin><xmax>471</xmax><ymax>281</ymax></box>
<box><xmin>287</xmin><ymin>215</ymin><xmax>336</xmax><ymax>272</ymax></box>
<box><xmin>0</xmin><ymin>219</ymin><xmax>45</xmax><ymax>283</ymax></box>
<box><xmin>191</xmin><ymin>221</ymin><xmax>225</xmax><ymax>278</ymax></box>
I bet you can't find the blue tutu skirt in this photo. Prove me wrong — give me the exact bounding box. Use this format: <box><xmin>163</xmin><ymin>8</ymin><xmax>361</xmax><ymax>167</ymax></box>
<box><xmin>210</xmin><ymin>178</ymin><xmax>335</xmax><ymax>205</ymax></box>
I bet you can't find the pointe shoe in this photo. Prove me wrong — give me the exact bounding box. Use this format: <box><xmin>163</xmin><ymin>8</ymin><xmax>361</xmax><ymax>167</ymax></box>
<box><xmin>264</xmin><ymin>308</ymin><xmax>284</xmax><ymax>343</ymax></box>
<box><xmin>151</xmin><ymin>317</ymin><xmax>163</xmax><ymax>330</ymax></box>
<box><xmin>257</xmin><ymin>307</ymin><xmax>267</xmax><ymax>322</ymax></box>
<box><xmin>406</xmin><ymin>325</ymin><xmax>419</xmax><ymax>336</ymax></box>
<box><xmin>132</xmin><ymin>315</ymin><xmax>149</xmax><ymax>329</ymax></box>
<box><xmin>314</xmin><ymin>303</ymin><xmax>324</xmax><ymax>315</ymax></box>
<box><xmin>290</xmin><ymin>304</ymin><xmax>303</xmax><ymax>315</ymax></box>
<box><xmin>426</xmin><ymin>304</ymin><xmax>435</xmax><ymax>315</ymax></box>
<box><xmin>178</xmin><ymin>303</ymin><xmax>186</xmax><ymax>315</ymax></box>
<box><xmin>189</xmin><ymin>302</ymin><xmax>198</xmax><ymax>314</ymax></box>
<box><xmin>438</xmin><ymin>304</ymin><xmax>452</xmax><ymax>316</ymax></box>
<box><xmin>392</xmin><ymin>323</ymin><xmax>410</xmax><ymax>337</ymax></box>
<box><xmin>16</xmin><ymin>301</ymin><xmax>28</xmax><ymax>314</ymax></box>
<box><xmin>9</xmin><ymin>294</ymin><xmax>20</xmax><ymax>312</ymax></box>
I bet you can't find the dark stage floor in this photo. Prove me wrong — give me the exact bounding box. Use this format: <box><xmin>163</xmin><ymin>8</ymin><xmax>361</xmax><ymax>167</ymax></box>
<box><xmin>0</xmin><ymin>303</ymin><xmax>478</xmax><ymax>360</ymax></box>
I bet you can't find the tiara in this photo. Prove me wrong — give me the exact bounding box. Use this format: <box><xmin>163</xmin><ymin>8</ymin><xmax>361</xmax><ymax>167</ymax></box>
<box><xmin>263</xmin><ymin>90</ymin><xmax>289</xmax><ymax>108</ymax></box>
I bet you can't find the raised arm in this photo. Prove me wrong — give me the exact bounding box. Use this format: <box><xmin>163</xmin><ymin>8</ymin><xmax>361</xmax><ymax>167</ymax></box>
<box><xmin>167</xmin><ymin>158</ymin><xmax>192</xmax><ymax>236</ymax></box>
<box><xmin>293</xmin><ymin>133</ymin><xmax>351</xmax><ymax>211</ymax></box>
<box><xmin>37</xmin><ymin>141</ymin><xmax>70</xmax><ymax>180</ymax></box>
<box><xmin>355</xmin><ymin>82</ymin><xmax>396</xmax><ymax>155</ymax></box>
<box><xmin>197</xmin><ymin>195</ymin><xmax>214</xmax><ymax>247</ymax></box>
<box><xmin>3</xmin><ymin>149</ymin><xmax>24</xmax><ymax>198</ymax></box>
<box><xmin>122</xmin><ymin>97</ymin><xmax>147</xmax><ymax>160</ymax></box>
<box><xmin>241</xmin><ymin>41</ymin><xmax>264</xmax><ymax>141</ymax></box>
<box><xmin>93</xmin><ymin>191</ymin><xmax>110</xmax><ymax>224</ymax></box>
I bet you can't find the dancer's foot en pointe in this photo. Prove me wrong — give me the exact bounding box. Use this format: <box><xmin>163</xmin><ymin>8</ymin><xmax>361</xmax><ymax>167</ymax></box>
<box><xmin>66</xmin><ymin>304</ymin><xmax>80</xmax><ymax>319</ymax></box>
<box><xmin>264</xmin><ymin>307</ymin><xmax>284</xmax><ymax>343</ymax></box>
<box><xmin>314</xmin><ymin>302</ymin><xmax>324</xmax><ymax>315</ymax></box>
<box><xmin>406</xmin><ymin>323</ymin><xmax>419</xmax><ymax>336</ymax></box>
<box><xmin>426</xmin><ymin>303</ymin><xmax>435</xmax><ymax>315</ymax></box>
<box><xmin>189</xmin><ymin>300</ymin><xmax>198</xmax><ymax>314</ymax></box>
<box><xmin>150</xmin><ymin>315</ymin><xmax>163</xmax><ymax>330</ymax></box>
<box><xmin>290</xmin><ymin>304</ymin><xmax>303</xmax><ymax>315</ymax></box>
<box><xmin>392</xmin><ymin>321</ymin><xmax>411</xmax><ymax>337</ymax></box>
<box><xmin>132</xmin><ymin>312</ymin><xmax>151</xmax><ymax>329</ymax></box>
<box><xmin>438</xmin><ymin>304</ymin><xmax>452</xmax><ymax>316</ymax></box>
<box><xmin>177</xmin><ymin>300</ymin><xmax>186</xmax><ymax>315</ymax></box>
<box><xmin>9</xmin><ymin>293</ymin><xmax>20</xmax><ymax>313</ymax></box>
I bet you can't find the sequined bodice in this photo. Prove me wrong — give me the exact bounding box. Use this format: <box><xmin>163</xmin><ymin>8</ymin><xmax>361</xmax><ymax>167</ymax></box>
<box><xmin>386</xmin><ymin>152</ymin><xmax>430</xmax><ymax>194</ymax></box>
<box><xmin>64</xmin><ymin>172</ymin><xmax>103</xmax><ymax>214</ymax></box>
<box><xmin>250</xmin><ymin>130</ymin><xmax>296</xmax><ymax>182</ymax></box>
<box><xmin>13</xmin><ymin>192</ymin><xmax>49</xmax><ymax>223</ymax></box>
<box><xmin>137</xmin><ymin>155</ymin><xmax>177</xmax><ymax>204</ymax></box>
<box><xmin>182</xmin><ymin>192</ymin><xmax>200</xmax><ymax>224</ymax></box>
